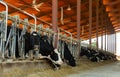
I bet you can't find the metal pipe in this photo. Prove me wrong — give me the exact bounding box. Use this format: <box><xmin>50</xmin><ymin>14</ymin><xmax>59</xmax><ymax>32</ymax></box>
<box><xmin>6</xmin><ymin>2</ymin><xmax>37</xmax><ymax>32</ymax></box>
<box><xmin>23</xmin><ymin>12</ymin><xmax>37</xmax><ymax>32</ymax></box>
<box><xmin>115</xmin><ymin>33</ymin><xmax>117</xmax><ymax>54</ymax></box>
<box><xmin>8</xmin><ymin>1</ymin><xmax>52</xmax><ymax>26</ymax></box>
<box><xmin>0</xmin><ymin>0</ymin><xmax>8</xmax><ymax>41</ymax></box>
<box><xmin>59</xmin><ymin>28</ymin><xmax>72</xmax><ymax>44</ymax></box>
<box><xmin>52</xmin><ymin>0</ymin><xmax>58</xmax><ymax>48</ymax></box>
<box><xmin>101</xmin><ymin>4</ymin><xmax>103</xmax><ymax>50</ymax></box>
<box><xmin>113</xmin><ymin>34</ymin><xmax>115</xmax><ymax>53</ymax></box>
<box><xmin>89</xmin><ymin>0</ymin><xmax>92</xmax><ymax>48</ymax></box>
<box><xmin>77</xmin><ymin>0</ymin><xmax>81</xmax><ymax>40</ymax></box>
<box><xmin>77</xmin><ymin>0</ymin><xmax>81</xmax><ymax>58</ymax></box>
<box><xmin>96</xmin><ymin>0</ymin><xmax>99</xmax><ymax>50</ymax></box>
<box><xmin>107</xmin><ymin>34</ymin><xmax>109</xmax><ymax>51</ymax></box>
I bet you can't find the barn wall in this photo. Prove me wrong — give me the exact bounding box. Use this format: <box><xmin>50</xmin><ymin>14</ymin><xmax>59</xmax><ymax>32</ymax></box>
<box><xmin>107</xmin><ymin>34</ymin><xmax>116</xmax><ymax>54</ymax></box>
<box><xmin>116</xmin><ymin>32</ymin><xmax>120</xmax><ymax>56</ymax></box>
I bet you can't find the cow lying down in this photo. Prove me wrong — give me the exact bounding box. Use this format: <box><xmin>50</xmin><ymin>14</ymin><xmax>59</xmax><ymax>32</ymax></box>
<box><xmin>80</xmin><ymin>46</ymin><xmax>117</xmax><ymax>62</ymax></box>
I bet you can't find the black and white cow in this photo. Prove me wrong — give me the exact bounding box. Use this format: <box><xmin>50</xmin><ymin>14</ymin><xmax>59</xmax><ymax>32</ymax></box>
<box><xmin>23</xmin><ymin>32</ymin><xmax>63</xmax><ymax>70</ymax></box>
<box><xmin>80</xmin><ymin>46</ymin><xmax>103</xmax><ymax>62</ymax></box>
<box><xmin>80</xmin><ymin>46</ymin><xmax>117</xmax><ymax>62</ymax></box>
<box><xmin>39</xmin><ymin>35</ymin><xmax>63</xmax><ymax>65</ymax></box>
<box><xmin>63</xmin><ymin>42</ymin><xmax>76</xmax><ymax>67</ymax></box>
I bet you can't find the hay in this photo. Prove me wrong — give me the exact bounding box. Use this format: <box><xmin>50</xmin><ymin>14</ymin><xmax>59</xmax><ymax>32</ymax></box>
<box><xmin>0</xmin><ymin>59</ymin><xmax>116</xmax><ymax>77</ymax></box>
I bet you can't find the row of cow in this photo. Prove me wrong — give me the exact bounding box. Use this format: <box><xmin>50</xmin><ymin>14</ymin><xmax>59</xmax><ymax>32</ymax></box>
<box><xmin>4</xmin><ymin>26</ymin><xmax>76</xmax><ymax>70</ymax></box>
<box><xmin>80</xmin><ymin>46</ymin><xmax>117</xmax><ymax>62</ymax></box>
<box><xmin>2</xmin><ymin>25</ymin><xmax>117</xmax><ymax>70</ymax></box>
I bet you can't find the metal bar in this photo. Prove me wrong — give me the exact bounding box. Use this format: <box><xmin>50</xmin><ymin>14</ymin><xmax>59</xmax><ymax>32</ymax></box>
<box><xmin>105</xmin><ymin>20</ymin><xmax>107</xmax><ymax>51</ymax></box>
<box><xmin>0</xmin><ymin>1</ymin><xmax>8</xmax><ymax>41</ymax></box>
<box><xmin>59</xmin><ymin>28</ymin><xmax>72</xmax><ymax>43</ymax></box>
<box><xmin>0</xmin><ymin>0</ymin><xmax>8</xmax><ymax>59</ymax></box>
<box><xmin>59</xmin><ymin>28</ymin><xmax>73</xmax><ymax>52</ymax></box>
<box><xmin>52</xmin><ymin>0</ymin><xmax>58</xmax><ymax>48</ymax></box>
<box><xmin>96</xmin><ymin>0</ymin><xmax>99</xmax><ymax>50</ymax></box>
<box><xmin>77</xmin><ymin>0</ymin><xmax>81</xmax><ymax>40</ymax></box>
<box><xmin>101</xmin><ymin>4</ymin><xmax>103</xmax><ymax>50</ymax></box>
<box><xmin>111</xmin><ymin>34</ymin><xmax>113</xmax><ymax>52</ymax></box>
<box><xmin>101</xmin><ymin>33</ymin><xmax>103</xmax><ymax>50</ymax></box>
<box><xmin>23</xmin><ymin>12</ymin><xmax>37</xmax><ymax>32</ymax></box>
<box><xmin>113</xmin><ymin>34</ymin><xmax>115</xmax><ymax>53</ymax></box>
<box><xmin>107</xmin><ymin>34</ymin><xmax>109</xmax><ymax>51</ymax></box>
<box><xmin>89</xmin><ymin>0</ymin><xmax>92</xmax><ymax>48</ymax></box>
<box><xmin>115</xmin><ymin>33</ymin><xmax>116</xmax><ymax>55</ymax></box>
<box><xmin>77</xmin><ymin>0</ymin><xmax>81</xmax><ymax>58</ymax></box>
<box><xmin>6</xmin><ymin>3</ymin><xmax>37</xmax><ymax>32</ymax></box>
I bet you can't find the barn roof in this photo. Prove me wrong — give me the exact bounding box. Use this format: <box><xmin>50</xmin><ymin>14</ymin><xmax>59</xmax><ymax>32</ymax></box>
<box><xmin>0</xmin><ymin>0</ymin><xmax>120</xmax><ymax>40</ymax></box>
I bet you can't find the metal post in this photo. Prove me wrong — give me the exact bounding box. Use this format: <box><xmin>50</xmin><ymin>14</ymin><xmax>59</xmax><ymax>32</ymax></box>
<box><xmin>115</xmin><ymin>33</ymin><xmax>116</xmax><ymax>55</ymax></box>
<box><xmin>101</xmin><ymin>4</ymin><xmax>103</xmax><ymax>50</ymax></box>
<box><xmin>20</xmin><ymin>12</ymin><xmax>37</xmax><ymax>32</ymax></box>
<box><xmin>105</xmin><ymin>19</ymin><xmax>107</xmax><ymax>51</ymax></box>
<box><xmin>77</xmin><ymin>0</ymin><xmax>81</xmax><ymax>58</ymax></box>
<box><xmin>107</xmin><ymin>34</ymin><xmax>109</xmax><ymax>51</ymax></box>
<box><xmin>0</xmin><ymin>1</ymin><xmax>8</xmax><ymax>60</ymax></box>
<box><xmin>96</xmin><ymin>0</ymin><xmax>99</xmax><ymax>50</ymax></box>
<box><xmin>0</xmin><ymin>1</ymin><xmax>8</xmax><ymax>41</ymax></box>
<box><xmin>6</xmin><ymin>3</ymin><xmax>37</xmax><ymax>32</ymax></box>
<box><xmin>59</xmin><ymin>28</ymin><xmax>72</xmax><ymax>52</ymax></box>
<box><xmin>89</xmin><ymin>0</ymin><xmax>92</xmax><ymax>48</ymax></box>
<box><xmin>111</xmin><ymin>34</ymin><xmax>113</xmax><ymax>53</ymax></box>
<box><xmin>52</xmin><ymin>0</ymin><xmax>58</xmax><ymax>48</ymax></box>
<box><xmin>113</xmin><ymin>34</ymin><xmax>115</xmax><ymax>54</ymax></box>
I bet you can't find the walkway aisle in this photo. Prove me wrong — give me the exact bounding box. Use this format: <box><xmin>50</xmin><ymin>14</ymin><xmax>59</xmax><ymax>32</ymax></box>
<box><xmin>67</xmin><ymin>61</ymin><xmax>120</xmax><ymax>77</ymax></box>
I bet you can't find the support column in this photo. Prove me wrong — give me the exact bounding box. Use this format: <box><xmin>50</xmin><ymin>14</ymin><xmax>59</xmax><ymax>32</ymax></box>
<box><xmin>101</xmin><ymin>10</ymin><xmax>103</xmax><ymax>50</ymax></box>
<box><xmin>96</xmin><ymin>0</ymin><xmax>99</xmax><ymax>50</ymax></box>
<box><xmin>89</xmin><ymin>0</ymin><xmax>92</xmax><ymax>48</ymax></box>
<box><xmin>107</xmin><ymin>34</ymin><xmax>109</xmax><ymax>51</ymax></box>
<box><xmin>52</xmin><ymin>0</ymin><xmax>58</xmax><ymax>48</ymax></box>
<box><xmin>77</xmin><ymin>0</ymin><xmax>81</xmax><ymax>58</ymax></box>
<box><xmin>115</xmin><ymin>33</ymin><xmax>116</xmax><ymax>55</ymax></box>
<box><xmin>111</xmin><ymin>34</ymin><xmax>113</xmax><ymax>52</ymax></box>
<box><xmin>77</xmin><ymin>0</ymin><xmax>81</xmax><ymax>43</ymax></box>
<box><xmin>113</xmin><ymin>34</ymin><xmax>115</xmax><ymax>54</ymax></box>
<box><xmin>104</xmin><ymin>9</ymin><xmax>107</xmax><ymax>51</ymax></box>
<box><xmin>105</xmin><ymin>19</ymin><xmax>107</xmax><ymax>51</ymax></box>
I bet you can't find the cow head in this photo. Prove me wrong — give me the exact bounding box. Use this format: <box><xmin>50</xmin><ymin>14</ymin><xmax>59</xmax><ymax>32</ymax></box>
<box><xmin>48</xmin><ymin>49</ymin><xmax>63</xmax><ymax>65</ymax></box>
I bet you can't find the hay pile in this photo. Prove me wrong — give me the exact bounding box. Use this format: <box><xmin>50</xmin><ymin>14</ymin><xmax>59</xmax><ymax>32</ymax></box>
<box><xmin>0</xmin><ymin>59</ymin><xmax>116</xmax><ymax>77</ymax></box>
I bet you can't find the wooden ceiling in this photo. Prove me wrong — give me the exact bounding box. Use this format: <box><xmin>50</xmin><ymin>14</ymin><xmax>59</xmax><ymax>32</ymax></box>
<box><xmin>0</xmin><ymin>0</ymin><xmax>120</xmax><ymax>40</ymax></box>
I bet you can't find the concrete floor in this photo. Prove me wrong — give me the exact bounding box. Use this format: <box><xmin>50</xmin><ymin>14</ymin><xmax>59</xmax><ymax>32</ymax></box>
<box><xmin>67</xmin><ymin>61</ymin><xmax>120</xmax><ymax>77</ymax></box>
<box><xmin>1</xmin><ymin>60</ymin><xmax>120</xmax><ymax>77</ymax></box>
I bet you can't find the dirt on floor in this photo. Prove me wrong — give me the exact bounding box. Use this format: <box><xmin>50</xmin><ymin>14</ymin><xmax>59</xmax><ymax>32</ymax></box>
<box><xmin>0</xmin><ymin>58</ymin><xmax>116</xmax><ymax>77</ymax></box>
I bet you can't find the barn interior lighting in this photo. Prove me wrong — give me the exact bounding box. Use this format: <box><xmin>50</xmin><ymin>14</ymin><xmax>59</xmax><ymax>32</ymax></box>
<box><xmin>67</xmin><ymin>5</ymin><xmax>71</xmax><ymax>10</ymax></box>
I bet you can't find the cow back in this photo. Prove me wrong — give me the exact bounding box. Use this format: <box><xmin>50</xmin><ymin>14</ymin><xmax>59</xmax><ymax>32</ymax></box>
<box><xmin>64</xmin><ymin>42</ymin><xmax>76</xmax><ymax>66</ymax></box>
